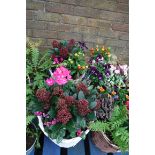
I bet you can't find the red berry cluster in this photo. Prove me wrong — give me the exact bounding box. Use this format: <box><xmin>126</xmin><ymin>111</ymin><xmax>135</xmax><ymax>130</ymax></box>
<box><xmin>35</xmin><ymin>88</ymin><xmax>51</xmax><ymax>110</ymax></box>
<box><xmin>52</xmin><ymin>87</ymin><xmax>64</xmax><ymax>97</ymax></box>
<box><xmin>57</xmin><ymin>108</ymin><xmax>72</xmax><ymax>124</ymax></box>
<box><xmin>64</xmin><ymin>96</ymin><xmax>75</xmax><ymax>106</ymax></box>
<box><xmin>57</xmin><ymin>98</ymin><xmax>68</xmax><ymax>109</ymax></box>
<box><xmin>76</xmin><ymin>82</ymin><xmax>89</xmax><ymax>95</ymax></box>
<box><xmin>36</xmin><ymin>88</ymin><xmax>51</xmax><ymax>103</ymax></box>
<box><xmin>77</xmin><ymin>99</ymin><xmax>91</xmax><ymax>116</ymax></box>
<box><xmin>60</xmin><ymin>48</ymin><xmax>69</xmax><ymax>59</ymax></box>
<box><xmin>52</xmin><ymin>40</ymin><xmax>59</xmax><ymax>48</ymax></box>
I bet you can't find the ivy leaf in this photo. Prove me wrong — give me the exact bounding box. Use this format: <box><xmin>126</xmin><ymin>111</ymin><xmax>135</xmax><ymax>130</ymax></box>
<box><xmin>78</xmin><ymin>91</ymin><xmax>85</xmax><ymax>99</ymax></box>
<box><xmin>89</xmin><ymin>101</ymin><xmax>97</xmax><ymax>109</ymax></box>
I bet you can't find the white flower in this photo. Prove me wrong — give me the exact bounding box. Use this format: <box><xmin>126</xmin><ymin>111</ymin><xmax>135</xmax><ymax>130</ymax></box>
<box><xmin>114</xmin><ymin>69</ymin><xmax>120</xmax><ymax>74</ymax></box>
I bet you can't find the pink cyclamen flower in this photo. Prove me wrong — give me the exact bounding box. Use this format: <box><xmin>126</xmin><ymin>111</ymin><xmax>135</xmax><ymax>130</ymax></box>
<box><xmin>77</xmin><ymin>129</ymin><xmax>82</xmax><ymax>137</ymax></box>
<box><xmin>34</xmin><ymin>111</ymin><xmax>43</xmax><ymax>116</ymax></box>
<box><xmin>46</xmin><ymin>78</ymin><xmax>55</xmax><ymax>86</ymax></box>
<box><xmin>55</xmin><ymin>78</ymin><xmax>67</xmax><ymax>85</ymax></box>
<box><xmin>53</xmin><ymin>66</ymin><xmax>72</xmax><ymax>85</ymax></box>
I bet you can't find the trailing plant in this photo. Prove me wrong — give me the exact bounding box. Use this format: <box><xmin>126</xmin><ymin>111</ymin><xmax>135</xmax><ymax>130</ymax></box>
<box><xmin>89</xmin><ymin>105</ymin><xmax>129</xmax><ymax>152</ymax></box>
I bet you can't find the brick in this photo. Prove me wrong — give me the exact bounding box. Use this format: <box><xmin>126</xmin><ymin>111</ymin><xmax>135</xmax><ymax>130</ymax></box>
<box><xmin>34</xmin><ymin>11</ymin><xmax>61</xmax><ymax>22</ymax></box>
<box><xmin>47</xmin><ymin>39</ymin><xmax>62</xmax><ymax>46</ymax></box>
<box><xmin>61</xmin><ymin>14</ymin><xmax>87</xmax><ymax>26</ymax></box>
<box><xmin>39</xmin><ymin>46</ymin><xmax>52</xmax><ymax>52</ymax></box>
<box><xmin>26</xmin><ymin>29</ymin><xmax>33</xmax><ymax>37</ymax></box>
<box><xmin>117</xmin><ymin>0</ymin><xmax>129</xmax><ymax>4</ymax></box>
<box><xmin>47</xmin><ymin>22</ymin><xmax>59</xmax><ymax>31</ymax></box>
<box><xmin>73</xmin><ymin>26</ymin><xmax>98</xmax><ymax>35</ymax></box>
<box><xmin>116</xmin><ymin>3</ymin><xmax>129</xmax><ymax>13</ymax></box>
<box><xmin>74</xmin><ymin>6</ymin><xmax>99</xmax><ymax>18</ymax></box>
<box><xmin>59</xmin><ymin>23</ymin><xmax>74</xmax><ymax>32</ymax></box>
<box><xmin>26</xmin><ymin>20</ymin><xmax>47</xmax><ymax>30</ymax></box>
<box><xmin>60</xmin><ymin>0</ymin><xmax>76</xmax><ymax>5</ymax></box>
<box><xmin>105</xmin><ymin>39</ymin><xmax>128</xmax><ymax>48</ymax></box>
<box><xmin>84</xmin><ymin>42</ymin><xmax>95</xmax><ymax>49</ymax></box>
<box><xmin>92</xmin><ymin>0</ymin><xmax>117</xmax><ymax>12</ymax></box>
<box><xmin>26</xmin><ymin>1</ymin><xmax>44</xmax><ymax>10</ymax></box>
<box><xmin>75</xmin><ymin>0</ymin><xmax>93</xmax><ymax>7</ymax></box>
<box><xmin>99</xmin><ymin>10</ymin><xmax>128</xmax><ymax>22</ymax></box>
<box><xmin>112</xmin><ymin>23</ymin><xmax>128</xmax><ymax>32</ymax></box>
<box><xmin>83</xmin><ymin>34</ymin><xmax>106</xmax><ymax>44</ymax></box>
<box><xmin>58</xmin><ymin>32</ymin><xmax>82</xmax><ymax>41</ymax></box>
<box><xmin>32</xmin><ymin>30</ymin><xmax>57</xmax><ymax>39</ymax></box>
<box><xmin>30</xmin><ymin>37</ymin><xmax>47</xmax><ymax>46</ymax></box>
<box><xmin>87</xmin><ymin>18</ymin><xmax>111</xmax><ymax>28</ymax></box>
<box><xmin>26</xmin><ymin>10</ymin><xmax>34</xmax><ymax>20</ymax></box>
<box><xmin>98</xmin><ymin>28</ymin><xmax>119</xmax><ymax>39</ymax></box>
<box><xmin>118</xmin><ymin>32</ymin><xmax>129</xmax><ymax>40</ymax></box>
<box><xmin>45</xmin><ymin>2</ymin><xmax>74</xmax><ymax>14</ymax></box>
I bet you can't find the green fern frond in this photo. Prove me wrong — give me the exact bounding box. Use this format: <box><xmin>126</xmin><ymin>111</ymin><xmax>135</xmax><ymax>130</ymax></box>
<box><xmin>89</xmin><ymin>121</ymin><xmax>110</xmax><ymax>132</ymax></box>
<box><xmin>26</xmin><ymin>115</ymin><xmax>35</xmax><ymax>127</ymax></box>
<box><xmin>31</xmin><ymin>48</ymin><xmax>40</xmax><ymax>68</ymax></box>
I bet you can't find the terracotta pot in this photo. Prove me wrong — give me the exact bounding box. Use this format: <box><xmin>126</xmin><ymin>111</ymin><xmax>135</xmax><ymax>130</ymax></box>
<box><xmin>91</xmin><ymin>131</ymin><xmax>119</xmax><ymax>153</ymax></box>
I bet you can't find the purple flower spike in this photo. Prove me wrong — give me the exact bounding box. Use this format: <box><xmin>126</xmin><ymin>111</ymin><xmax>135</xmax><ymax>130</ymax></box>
<box><xmin>34</xmin><ymin>111</ymin><xmax>43</xmax><ymax>116</ymax></box>
<box><xmin>78</xmin><ymin>41</ymin><xmax>88</xmax><ymax>51</ymax></box>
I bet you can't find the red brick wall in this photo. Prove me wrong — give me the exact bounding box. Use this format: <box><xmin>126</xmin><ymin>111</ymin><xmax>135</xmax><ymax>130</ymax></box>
<box><xmin>26</xmin><ymin>0</ymin><xmax>129</xmax><ymax>63</ymax></box>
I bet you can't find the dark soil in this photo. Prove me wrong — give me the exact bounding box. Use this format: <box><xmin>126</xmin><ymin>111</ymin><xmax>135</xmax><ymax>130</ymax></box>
<box><xmin>26</xmin><ymin>134</ymin><xmax>35</xmax><ymax>150</ymax></box>
<box><xmin>26</xmin><ymin>124</ymin><xmax>36</xmax><ymax>150</ymax></box>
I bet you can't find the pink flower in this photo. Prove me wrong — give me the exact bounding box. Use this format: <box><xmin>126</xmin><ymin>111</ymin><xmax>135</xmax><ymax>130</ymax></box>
<box><xmin>53</xmin><ymin>66</ymin><xmax>72</xmax><ymax>85</ymax></box>
<box><xmin>51</xmin><ymin>119</ymin><xmax>57</xmax><ymax>125</ymax></box>
<box><xmin>55</xmin><ymin>78</ymin><xmax>68</xmax><ymax>85</ymax></box>
<box><xmin>34</xmin><ymin>111</ymin><xmax>43</xmax><ymax>116</ymax></box>
<box><xmin>53</xmin><ymin>58</ymin><xmax>59</xmax><ymax>64</ymax></box>
<box><xmin>44</xmin><ymin>122</ymin><xmax>52</xmax><ymax>127</ymax></box>
<box><xmin>77</xmin><ymin>129</ymin><xmax>82</xmax><ymax>137</ymax></box>
<box><xmin>46</xmin><ymin>78</ymin><xmax>55</xmax><ymax>86</ymax></box>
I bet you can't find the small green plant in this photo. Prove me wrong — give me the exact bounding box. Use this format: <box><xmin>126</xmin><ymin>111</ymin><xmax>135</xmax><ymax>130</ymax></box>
<box><xmin>26</xmin><ymin>39</ymin><xmax>52</xmax><ymax>110</ymax></box>
<box><xmin>89</xmin><ymin>105</ymin><xmax>129</xmax><ymax>152</ymax></box>
<box><xmin>26</xmin><ymin>114</ymin><xmax>41</xmax><ymax>149</ymax></box>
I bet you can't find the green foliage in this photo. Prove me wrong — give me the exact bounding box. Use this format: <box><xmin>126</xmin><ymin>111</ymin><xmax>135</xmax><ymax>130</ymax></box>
<box><xmin>89</xmin><ymin>105</ymin><xmax>129</xmax><ymax>151</ymax></box>
<box><xmin>78</xmin><ymin>91</ymin><xmax>85</xmax><ymax>99</ymax></box>
<box><xmin>26</xmin><ymin>115</ymin><xmax>35</xmax><ymax>127</ymax></box>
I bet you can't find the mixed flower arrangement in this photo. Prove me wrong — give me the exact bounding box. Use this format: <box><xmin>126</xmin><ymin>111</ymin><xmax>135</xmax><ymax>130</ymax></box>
<box><xmin>32</xmin><ymin>66</ymin><xmax>99</xmax><ymax>143</ymax></box>
<box><xmin>26</xmin><ymin>39</ymin><xmax>129</xmax><ymax>152</ymax></box>
<box><xmin>49</xmin><ymin>40</ymin><xmax>87</xmax><ymax>79</ymax></box>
